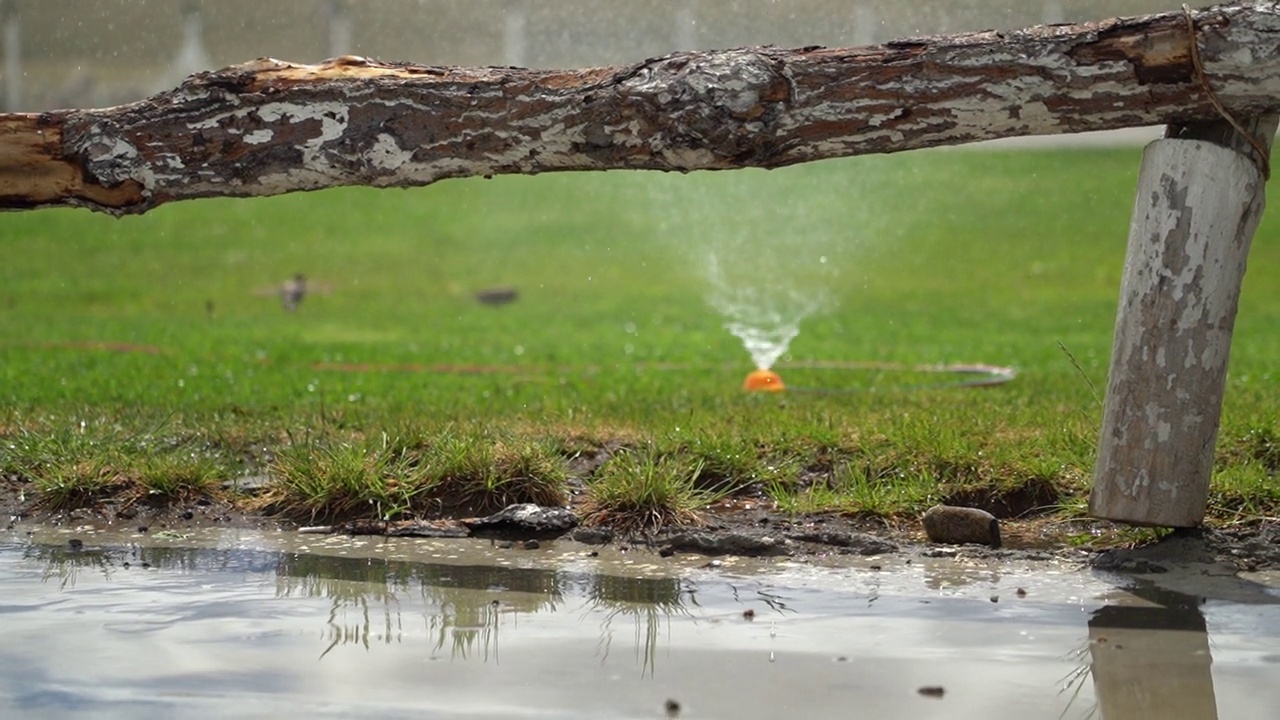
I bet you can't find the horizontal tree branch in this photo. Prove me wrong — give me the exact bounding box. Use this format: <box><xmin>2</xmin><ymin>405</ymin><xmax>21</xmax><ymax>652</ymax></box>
<box><xmin>3</xmin><ymin>2</ymin><xmax>1280</xmax><ymax>215</ymax></box>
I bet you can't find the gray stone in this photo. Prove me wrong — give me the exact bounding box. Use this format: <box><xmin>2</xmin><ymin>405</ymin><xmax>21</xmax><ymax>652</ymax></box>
<box><xmin>786</xmin><ymin>529</ymin><xmax>898</xmax><ymax>555</ymax></box>
<box><xmin>660</xmin><ymin>531</ymin><xmax>794</xmax><ymax>557</ymax></box>
<box><xmin>571</xmin><ymin>526</ymin><xmax>615</xmax><ymax>545</ymax></box>
<box><xmin>1091</xmin><ymin>553</ymin><xmax>1169</xmax><ymax>574</ymax></box>
<box><xmin>463</xmin><ymin>504</ymin><xmax>579</xmax><ymax>536</ymax></box>
<box><xmin>921</xmin><ymin>505</ymin><xmax>1002</xmax><ymax>547</ymax></box>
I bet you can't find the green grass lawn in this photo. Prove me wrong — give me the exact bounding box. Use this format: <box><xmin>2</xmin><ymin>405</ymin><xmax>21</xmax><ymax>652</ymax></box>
<box><xmin>2</xmin><ymin>147</ymin><xmax>1277</xmax><ymax>524</ymax></box>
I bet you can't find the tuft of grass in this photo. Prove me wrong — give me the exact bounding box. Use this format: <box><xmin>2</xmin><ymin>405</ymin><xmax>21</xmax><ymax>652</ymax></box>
<box><xmin>1208</xmin><ymin>460</ymin><xmax>1280</xmax><ymax>521</ymax></box>
<box><xmin>766</xmin><ymin>461</ymin><xmax>937</xmax><ymax>518</ymax></box>
<box><xmin>425</xmin><ymin>431</ymin><xmax>568</xmax><ymax>513</ymax></box>
<box><xmin>34</xmin><ymin>455</ymin><xmax>126</xmax><ymax>511</ymax></box>
<box><xmin>131</xmin><ymin>450</ymin><xmax>225</xmax><ymax>501</ymax></box>
<box><xmin>581</xmin><ymin>447</ymin><xmax>726</xmax><ymax>533</ymax></box>
<box><xmin>1218</xmin><ymin>425</ymin><xmax>1280</xmax><ymax>473</ymax></box>
<box><xmin>664</xmin><ymin>430</ymin><xmax>771</xmax><ymax>494</ymax></box>
<box><xmin>262</xmin><ymin>433</ymin><xmax>430</xmax><ymax>522</ymax></box>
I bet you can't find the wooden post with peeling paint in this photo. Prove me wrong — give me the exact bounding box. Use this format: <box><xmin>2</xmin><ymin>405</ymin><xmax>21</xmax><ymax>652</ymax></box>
<box><xmin>1089</xmin><ymin>116</ymin><xmax>1277</xmax><ymax>527</ymax></box>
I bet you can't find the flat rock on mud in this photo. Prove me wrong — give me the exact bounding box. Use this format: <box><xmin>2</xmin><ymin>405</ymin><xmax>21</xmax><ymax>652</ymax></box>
<box><xmin>463</xmin><ymin>504</ymin><xmax>579</xmax><ymax>538</ymax></box>
<box><xmin>784</xmin><ymin>529</ymin><xmax>898</xmax><ymax>555</ymax></box>
<box><xmin>658</xmin><ymin>530</ymin><xmax>795</xmax><ymax>557</ymax></box>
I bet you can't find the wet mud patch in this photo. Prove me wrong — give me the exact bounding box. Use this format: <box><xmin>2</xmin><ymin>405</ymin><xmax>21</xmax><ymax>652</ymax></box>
<box><xmin>941</xmin><ymin>476</ymin><xmax>1063</xmax><ymax>519</ymax></box>
<box><xmin>5</xmin><ymin>469</ymin><xmax>1280</xmax><ymax>573</ymax></box>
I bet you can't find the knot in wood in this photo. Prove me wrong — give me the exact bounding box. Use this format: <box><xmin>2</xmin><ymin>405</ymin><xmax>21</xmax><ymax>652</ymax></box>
<box><xmin>620</xmin><ymin>50</ymin><xmax>791</xmax><ymax>166</ymax></box>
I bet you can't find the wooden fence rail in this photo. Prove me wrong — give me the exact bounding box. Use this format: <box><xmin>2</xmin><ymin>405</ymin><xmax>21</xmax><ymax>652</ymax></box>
<box><xmin>0</xmin><ymin>2</ymin><xmax>1278</xmax><ymax>216</ymax></box>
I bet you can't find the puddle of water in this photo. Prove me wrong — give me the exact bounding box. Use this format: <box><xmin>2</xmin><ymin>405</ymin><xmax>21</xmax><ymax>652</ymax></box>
<box><xmin>1</xmin><ymin>529</ymin><xmax>1278</xmax><ymax>719</ymax></box>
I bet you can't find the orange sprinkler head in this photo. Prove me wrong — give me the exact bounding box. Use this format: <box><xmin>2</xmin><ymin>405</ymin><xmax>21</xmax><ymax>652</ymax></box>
<box><xmin>743</xmin><ymin>368</ymin><xmax>785</xmax><ymax>392</ymax></box>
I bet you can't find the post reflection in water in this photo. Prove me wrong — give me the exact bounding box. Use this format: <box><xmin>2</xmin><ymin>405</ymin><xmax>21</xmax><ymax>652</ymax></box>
<box><xmin>1084</xmin><ymin>583</ymin><xmax>1218</xmax><ymax>720</ymax></box>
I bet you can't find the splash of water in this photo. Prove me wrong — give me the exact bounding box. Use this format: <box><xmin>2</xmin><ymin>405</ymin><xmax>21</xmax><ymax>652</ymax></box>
<box><xmin>705</xmin><ymin>251</ymin><xmax>827</xmax><ymax>370</ymax></box>
<box><xmin>643</xmin><ymin>168</ymin><xmax>849</xmax><ymax>371</ymax></box>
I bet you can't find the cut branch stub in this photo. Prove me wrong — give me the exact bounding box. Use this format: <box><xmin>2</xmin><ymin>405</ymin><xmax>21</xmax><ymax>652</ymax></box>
<box><xmin>4</xmin><ymin>2</ymin><xmax>1280</xmax><ymax>215</ymax></box>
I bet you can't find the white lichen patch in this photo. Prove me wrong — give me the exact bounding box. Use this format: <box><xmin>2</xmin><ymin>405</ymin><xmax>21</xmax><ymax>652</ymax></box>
<box><xmin>367</xmin><ymin>133</ymin><xmax>412</xmax><ymax>171</ymax></box>
<box><xmin>244</xmin><ymin>129</ymin><xmax>274</xmax><ymax>144</ymax></box>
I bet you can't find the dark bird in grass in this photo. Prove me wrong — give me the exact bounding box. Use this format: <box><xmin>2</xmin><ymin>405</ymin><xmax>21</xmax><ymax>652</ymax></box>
<box><xmin>474</xmin><ymin>286</ymin><xmax>518</xmax><ymax>306</ymax></box>
<box><xmin>281</xmin><ymin>273</ymin><xmax>307</xmax><ymax>311</ymax></box>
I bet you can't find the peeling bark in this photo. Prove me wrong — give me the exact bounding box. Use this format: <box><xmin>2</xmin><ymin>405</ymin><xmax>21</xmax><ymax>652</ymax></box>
<box><xmin>3</xmin><ymin>2</ymin><xmax>1280</xmax><ymax>215</ymax></box>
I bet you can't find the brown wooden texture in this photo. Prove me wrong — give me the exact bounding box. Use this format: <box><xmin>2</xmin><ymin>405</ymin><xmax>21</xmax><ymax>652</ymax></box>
<box><xmin>2</xmin><ymin>2</ymin><xmax>1280</xmax><ymax>215</ymax></box>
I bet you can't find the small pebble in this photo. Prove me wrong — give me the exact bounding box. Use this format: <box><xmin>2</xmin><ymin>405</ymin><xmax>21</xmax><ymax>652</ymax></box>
<box><xmin>990</xmin><ymin>595</ymin><xmax>999</xmax><ymax>603</ymax></box>
<box><xmin>522</xmin><ymin>539</ymin><xmax>540</xmax><ymax>550</ymax></box>
<box><xmin>588</xmin><ymin>551</ymin><xmax>599</xmax><ymax>557</ymax></box>
<box><xmin>918</xmin><ymin>686</ymin><xmax>946</xmax><ymax>698</ymax></box>
<box><xmin>742</xmin><ymin>608</ymin><xmax>755</xmax><ymax>620</ymax></box>
<box><xmin>664</xmin><ymin>698</ymin><xmax>681</xmax><ymax>718</ymax></box>
<box><xmin>659</xmin><ymin>547</ymin><xmax>675</xmax><ymax>558</ymax></box>
<box><xmin>497</xmin><ymin>541</ymin><xmax>514</xmax><ymax>550</ymax></box>
<box><xmin>1016</xmin><ymin>587</ymin><xmax>1027</xmax><ymax>598</ymax></box>
<box><xmin>67</xmin><ymin>539</ymin><xmax>84</xmax><ymax>551</ymax></box>
<box><xmin>137</xmin><ymin>526</ymin><xmax>149</xmax><ymax>533</ymax></box>
<box><xmin>869</xmin><ymin>565</ymin><xmax>882</xmax><ymax>571</ymax></box>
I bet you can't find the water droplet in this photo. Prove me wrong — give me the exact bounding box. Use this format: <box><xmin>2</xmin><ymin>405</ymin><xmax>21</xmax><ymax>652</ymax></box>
<box><xmin>769</xmin><ymin>652</ymin><xmax>776</xmax><ymax>663</ymax></box>
<box><xmin>513</xmin><ymin>345</ymin><xmax>525</xmax><ymax>356</ymax></box>
<box><xmin>819</xmin><ymin>255</ymin><xmax>827</xmax><ymax>264</ymax></box>
<box><xmin>624</xmin><ymin>322</ymin><xmax>637</xmax><ymax>334</ymax></box>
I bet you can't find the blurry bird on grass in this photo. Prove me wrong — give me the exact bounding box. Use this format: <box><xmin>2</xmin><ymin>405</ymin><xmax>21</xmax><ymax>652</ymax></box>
<box><xmin>250</xmin><ymin>273</ymin><xmax>333</xmax><ymax>311</ymax></box>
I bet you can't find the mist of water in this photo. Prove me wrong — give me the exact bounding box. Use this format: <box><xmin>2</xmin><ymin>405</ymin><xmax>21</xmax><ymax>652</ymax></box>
<box><xmin>704</xmin><ymin>250</ymin><xmax>828</xmax><ymax>370</ymax></box>
<box><xmin>646</xmin><ymin>167</ymin><xmax>848</xmax><ymax>370</ymax></box>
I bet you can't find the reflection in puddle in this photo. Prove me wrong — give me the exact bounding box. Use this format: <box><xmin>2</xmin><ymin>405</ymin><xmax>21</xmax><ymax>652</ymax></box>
<box><xmin>1085</xmin><ymin>584</ymin><xmax>1218</xmax><ymax>720</ymax></box>
<box><xmin>6</xmin><ymin>540</ymin><xmax>1280</xmax><ymax>719</ymax></box>
<box><xmin>25</xmin><ymin>542</ymin><xmax>707</xmax><ymax>671</ymax></box>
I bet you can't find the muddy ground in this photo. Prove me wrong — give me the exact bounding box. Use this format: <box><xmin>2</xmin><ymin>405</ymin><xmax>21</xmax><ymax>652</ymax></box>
<box><xmin>3</xmin><ymin>471</ymin><xmax>1278</xmax><ymax>574</ymax></box>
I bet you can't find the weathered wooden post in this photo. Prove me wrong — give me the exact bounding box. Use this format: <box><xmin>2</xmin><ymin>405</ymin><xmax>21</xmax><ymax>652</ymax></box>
<box><xmin>1089</xmin><ymin>98</ymin><xmax>1276</xmax><ymax>525</ymax></box>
